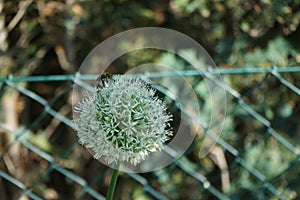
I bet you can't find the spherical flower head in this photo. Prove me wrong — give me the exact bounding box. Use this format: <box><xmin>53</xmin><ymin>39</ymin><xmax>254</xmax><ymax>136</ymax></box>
<box><xmin>74</xmin><ymin>75</ymin><xmax>173</xmax><ymax>166</ymax></box>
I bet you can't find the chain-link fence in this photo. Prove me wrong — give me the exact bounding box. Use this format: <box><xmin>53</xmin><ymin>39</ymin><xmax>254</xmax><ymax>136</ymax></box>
<box><xmin>0</xmin><ymin>66</ymin><xmax>300</xmax><ymax>200</ymax></box>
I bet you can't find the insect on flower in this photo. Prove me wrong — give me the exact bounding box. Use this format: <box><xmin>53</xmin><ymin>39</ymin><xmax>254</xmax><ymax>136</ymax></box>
<box><xmin>95</xmin><ymin>73</ymin><xmax>113</xmax><ymax>88</ymax></box>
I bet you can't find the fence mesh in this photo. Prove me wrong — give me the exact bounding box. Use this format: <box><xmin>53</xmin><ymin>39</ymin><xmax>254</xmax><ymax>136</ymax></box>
<box><xmin>0</xmin><ymin>66</ymin><xmax>300</xmax><ymax>200</ymax></box>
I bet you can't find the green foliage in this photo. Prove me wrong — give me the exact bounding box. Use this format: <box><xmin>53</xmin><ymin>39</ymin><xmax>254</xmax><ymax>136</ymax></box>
<box><xmin>239</xmin><ymin>37</ymin><xmax>298</xmax><ymax>68</ymax></box>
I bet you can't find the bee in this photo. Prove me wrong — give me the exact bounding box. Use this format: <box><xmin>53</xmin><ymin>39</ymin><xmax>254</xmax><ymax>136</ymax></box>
<box><xmin>96</xmin><ymin>73</ymin><xmax>114</xmax><ymax>88</ymax></box>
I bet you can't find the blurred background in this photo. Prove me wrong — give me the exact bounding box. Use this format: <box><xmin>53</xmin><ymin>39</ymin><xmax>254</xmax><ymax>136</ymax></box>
<box><xmin>0</xmin><ymin>0</ymin><xmax>300</xmax><ymax>199</ymax></box>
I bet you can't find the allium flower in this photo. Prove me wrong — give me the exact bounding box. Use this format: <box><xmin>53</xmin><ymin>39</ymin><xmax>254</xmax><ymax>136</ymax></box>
<box><xmin>74</xmin><ymin>75</ymin><xmax>172</xmax><ymax>166</ymax></box>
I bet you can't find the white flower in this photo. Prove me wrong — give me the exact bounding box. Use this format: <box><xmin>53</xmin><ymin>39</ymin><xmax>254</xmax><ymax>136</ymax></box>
<box><xmin>74</xmin><ymin>75</ymin><xmax>172</xmax><ymax>166</ymax></box>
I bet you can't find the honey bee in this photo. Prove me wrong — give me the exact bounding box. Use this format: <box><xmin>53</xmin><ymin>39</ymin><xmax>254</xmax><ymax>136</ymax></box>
<box><xmin>96</xmin><ymin>73</ymin><xmax>113</xmax><ymax>88</ymax></box>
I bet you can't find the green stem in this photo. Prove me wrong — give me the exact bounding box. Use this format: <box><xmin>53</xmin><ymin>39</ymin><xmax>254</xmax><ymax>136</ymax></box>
<box><xmin>106</xmin><ymin>168</ymin><xmax>119</xmax><ymax>200</ymax></box>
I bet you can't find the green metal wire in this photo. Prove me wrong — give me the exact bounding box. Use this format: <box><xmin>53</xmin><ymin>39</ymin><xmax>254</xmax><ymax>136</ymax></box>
<box><xmin>0</xmin><ymin>66</ymin><xmax>299</xmax><ymax>83</ymax></box>
<box><xmin>0</xmin><ymin>66</ymin><xmax>299</xmax><ymax>199</ymax></box>
<box><xmin>0</xmin><ymin>171</ymin><xmax>43</xmax><ymax>200</ymax></box>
